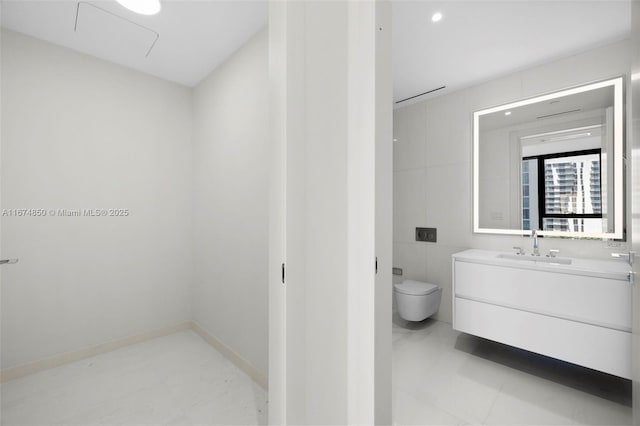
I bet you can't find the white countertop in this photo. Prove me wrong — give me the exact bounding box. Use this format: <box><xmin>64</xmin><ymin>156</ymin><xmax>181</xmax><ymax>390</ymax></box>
<box><xmin>452</xmin><ymin>249</ymin><xmax>630</xmax><ymax>281</ymax></box>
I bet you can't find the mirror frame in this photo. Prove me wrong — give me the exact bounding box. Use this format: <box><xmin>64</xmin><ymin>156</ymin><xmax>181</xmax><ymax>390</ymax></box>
<box><xmin>473</xmin><ymin>76</ymin><xmax>625</xmax><ymax>239</ymax></box>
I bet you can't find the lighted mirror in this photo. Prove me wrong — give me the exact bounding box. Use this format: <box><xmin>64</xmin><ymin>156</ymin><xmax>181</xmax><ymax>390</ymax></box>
<box><xmin>473</xmin><ymin>77</ymin><xmax>624</xmax><ymax>239</ymax></box>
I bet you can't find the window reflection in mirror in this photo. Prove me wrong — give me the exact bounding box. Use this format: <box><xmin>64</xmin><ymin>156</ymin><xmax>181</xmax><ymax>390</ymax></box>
<box><xmin>522</xmin><ymin>148</ymin><xmax>603</xmax><ymax>233</ymax></box>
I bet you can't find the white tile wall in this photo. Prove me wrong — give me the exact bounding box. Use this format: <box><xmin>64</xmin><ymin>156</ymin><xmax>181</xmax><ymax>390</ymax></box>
<box><xmin>394</xmin><ymin>103</ymin><xmax>427</xmax><ymax>172</ymax></box>
<box><xmin>424</xmin><ymin>163</ymin><xmax>471</xmax><ymax>247</ymax></box>
<box><xmin>393</xmin><ymin>169</ymin><xmax>427</xmax><ymax>244</ymax></box>
<box><xmin>393</xmin><ymin>243</ymin><xmax>429</xmax><ymax>282</ymax></box>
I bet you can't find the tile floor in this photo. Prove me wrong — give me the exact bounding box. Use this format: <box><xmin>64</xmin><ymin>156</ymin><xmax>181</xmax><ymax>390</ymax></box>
<box><xmin>393</xmin><ymin>318</ymin><xmax>632</xmax><ymax>425</ymax></box>
<box><xmin>1</xmin><ymin>321</ymin><xmax>632</xmax><ymax>426</ymax></box>
<box><xmin>0</xmin><ymin>331</ymin><xmax>267</xmax><ymax>425</ymax></box>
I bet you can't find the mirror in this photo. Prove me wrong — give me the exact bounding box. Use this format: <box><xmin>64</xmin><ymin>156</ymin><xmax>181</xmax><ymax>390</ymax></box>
<box><xmin>473</xmin><ymin>77</ymin><xmax>624</xmax><ymax>239</ymax></box>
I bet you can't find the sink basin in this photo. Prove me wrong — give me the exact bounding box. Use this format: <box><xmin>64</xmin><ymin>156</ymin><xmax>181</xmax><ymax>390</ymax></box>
<box><xmin>454</xmin><ymin>248</ymin><xmax>629</xmax><ymax>281</ymax></box>
<box><xmin>497</xmin><ymin>253</ymin><xmax>572</xmax><ymax>265</ymax></box>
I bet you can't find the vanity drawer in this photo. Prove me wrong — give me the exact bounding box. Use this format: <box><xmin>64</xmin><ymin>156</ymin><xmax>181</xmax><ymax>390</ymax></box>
<box><xmin>454</xmin><ymin>260</ymin><xmax>631</xmax><ymax>331</ymax></box>
<box><xmin>454</xmin><ymin>297</ymin><xmax>632</xmax><ymax>379</ymax></box>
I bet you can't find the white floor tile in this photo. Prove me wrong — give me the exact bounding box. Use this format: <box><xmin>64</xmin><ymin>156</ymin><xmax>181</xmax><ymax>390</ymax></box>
<box><xmin>394</xmin><ymin>387</ymin><xmax>468</xmax><ymax>426</ymax></box>
<box><xmin>393</xmin><ymin>319</ymin><xmax>631</xmax><ymax>426</ymax></box>
<box><xmin>3</xmin><ymin>319</ymin><xmax>631</xmax><ymax>426</ymax></box>
<box><xmin>0</xmin><ymin>331</ymin><xmax>267</xmax><ymax>426</ymax></box>
<box><xmin>571</xmin><ymin>392</ymin><xmax>632</xmax><ymax>426</ymax></box>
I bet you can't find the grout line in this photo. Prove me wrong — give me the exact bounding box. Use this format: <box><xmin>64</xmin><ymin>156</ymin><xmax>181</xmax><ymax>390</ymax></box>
<box><xmin>482</xmin><ymin>382</ymin><xmax>504</xmax><ymax>425</ymax></box>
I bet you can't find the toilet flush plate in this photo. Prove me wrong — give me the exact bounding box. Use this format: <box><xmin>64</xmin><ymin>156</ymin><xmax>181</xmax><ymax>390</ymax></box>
<box><xmin>416</xmin><ymin>227</ymin><xmax>437</xmax><ymax>243</ymax></box>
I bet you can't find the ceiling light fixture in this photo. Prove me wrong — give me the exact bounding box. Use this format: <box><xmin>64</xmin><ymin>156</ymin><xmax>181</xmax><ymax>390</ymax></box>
<box><xmin>431</xmin><ymin>12</ymin><xmax>443</xmax><ymax>22</ymax></box>
<box><xmin>116</xmin><ymin>0</ymin><xmax>161</xmax><ymax>15</ymax></box>
<box><xmin>504</xmin><ymin>111</ymin><xmax>512</xmax><ymax>116</ymax></box>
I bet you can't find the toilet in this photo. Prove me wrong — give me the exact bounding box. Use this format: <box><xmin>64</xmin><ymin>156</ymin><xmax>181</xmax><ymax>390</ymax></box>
<box><xmin>394</xmin><ymin>279</ymin><xmax>442</xmax><ymax>321</ymax></box>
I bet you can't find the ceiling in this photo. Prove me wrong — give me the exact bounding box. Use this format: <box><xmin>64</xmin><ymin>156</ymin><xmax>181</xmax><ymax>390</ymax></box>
<box><xmin>0</xmin><ymin>0</ymin><xmax>632</xmax><ymax>97</ymax></box>
<box><xmin>0</xmin><ymin>0</ymin><xmax>268</xmax><ymax>87</ymax></box>
<box><xmin>393</xmin><ymin>0</ymin><xmax>631</xmax><ymax>104</ymax></box>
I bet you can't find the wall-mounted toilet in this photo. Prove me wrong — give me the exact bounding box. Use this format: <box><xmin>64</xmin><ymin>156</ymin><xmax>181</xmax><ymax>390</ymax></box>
<box><xmin>394</xmin><ymin>280</ymin><xmax>442</xmax><ymax>321</ymax></box>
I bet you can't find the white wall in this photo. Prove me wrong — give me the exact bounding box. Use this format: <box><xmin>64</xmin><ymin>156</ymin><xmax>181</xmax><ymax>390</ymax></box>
<box><xmin>192</xmin><ymin>30</ymin><xmax>268</xmax><ymax>380</ymax></box>
<box><xmin>629</xmin><ymin>1</ymin><xmax>640</xmax><ymax>422</ymax></box>
<box><xmin>393</xmin><ymin>39</ymin><xmax>631</xmax><ymax>324</ymax></box>
<box><xmin>269</xmin><ymin>2</ymin><xmax>392</xmax><ymax>423</ymax></box>
<box><xmin>1</xmin><ymin>30</ymin><xmax>193</xmax><ymax>369</ymax></box>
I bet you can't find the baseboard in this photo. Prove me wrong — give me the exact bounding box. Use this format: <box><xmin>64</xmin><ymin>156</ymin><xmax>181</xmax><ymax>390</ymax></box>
<box><xmin>0</xmin><ymin>322</ymin><xmax>192</xmax><ymax>383</ymax></box>
<box><xmin>191</xmin><ymin>321</ymin><xmax>268</xmax><ymax>391</ymax></box>
<box><xmin>0</xmin><ymin>321</ymin><xmax>268</xmax><ymax>391</ymax></box>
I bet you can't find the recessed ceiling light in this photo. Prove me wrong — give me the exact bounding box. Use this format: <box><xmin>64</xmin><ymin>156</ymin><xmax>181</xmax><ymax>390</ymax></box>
<box><xmin>504</xmin><ymin>111</ymin><xmax>512</xmax><ymax>116</ymax></box>
<box><xmin>431</xmin><ymin>12</ymin><xmax>443</xmax><ymax>22</ymax></box>
<box><xmin>116</xmin><ymin>0</ymin><xmax>161</xmax><ymax>15</ymax></box>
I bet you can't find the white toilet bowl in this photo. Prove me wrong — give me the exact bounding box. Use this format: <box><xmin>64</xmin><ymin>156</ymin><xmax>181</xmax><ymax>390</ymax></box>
<box><xmin>394</xmin><ymin>280</ymin><xmax>442</xmax><ymax>321</ymax></box>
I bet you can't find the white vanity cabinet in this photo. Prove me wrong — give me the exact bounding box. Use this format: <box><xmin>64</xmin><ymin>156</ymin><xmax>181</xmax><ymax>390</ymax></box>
<box><xmin>452</xmin><ymin>249</ymin><xmax>632</xmax><ymax>379</ymax></box>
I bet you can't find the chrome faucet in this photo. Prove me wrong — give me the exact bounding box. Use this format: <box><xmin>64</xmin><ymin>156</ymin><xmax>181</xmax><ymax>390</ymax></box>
<box><xmin>531</xmin><ymin>229</ymin><xmax>540</xmax><ymax>256</ymax></box>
